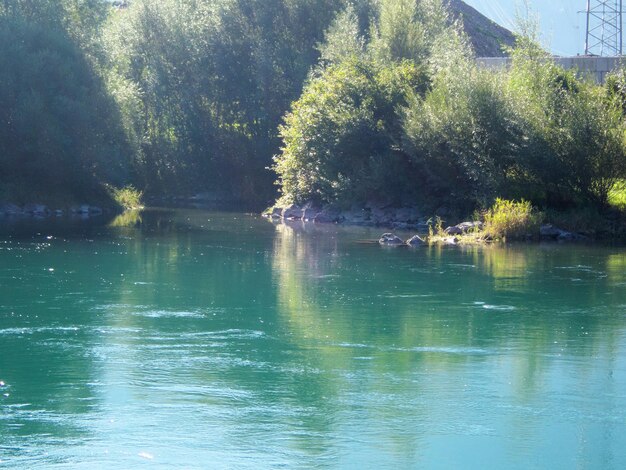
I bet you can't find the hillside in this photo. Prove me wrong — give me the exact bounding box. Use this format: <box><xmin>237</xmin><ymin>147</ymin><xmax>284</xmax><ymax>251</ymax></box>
<box><xmin>449</xmin><ymin>0</ymin><xmax>516</xmax><ymax>57</ymax></box>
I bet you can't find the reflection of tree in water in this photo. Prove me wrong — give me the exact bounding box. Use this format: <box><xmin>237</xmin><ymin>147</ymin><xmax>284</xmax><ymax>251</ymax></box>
<box><xmin>271</xmin><ymin>221</ymin><xmax>626</xmax><ymax>462</ymax></box>
<box><xmin>2</xmin><ymin>214</ymin><xmax>626</xmax><ymax>467</ymax></box>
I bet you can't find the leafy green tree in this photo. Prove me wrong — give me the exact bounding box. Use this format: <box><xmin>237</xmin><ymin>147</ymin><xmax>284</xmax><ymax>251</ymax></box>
<box><xmin>0</xmin><ymin>4</ymin><xmax>131</xmax><ymax>203</ymax></box>
<box><xmin>103</xmin><ymin>0</ymin><xmax>345</xmax><ymax>204</ymax></box>
<box><xmin>274</xmin><ymin>58</ymin><xmax>428</xmax><ymax>206</ymax></box>
<box><xmin>506</xmin><ymin>41</ymin><xmax>626</xmax><ymax>207</ymax></box>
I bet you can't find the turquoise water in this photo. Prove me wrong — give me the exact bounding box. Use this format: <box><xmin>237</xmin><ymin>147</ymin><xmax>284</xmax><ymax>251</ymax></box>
<box><xmin>0</xmin><ymin>209</ymin><xmax>625</xmax><ymax>469</ymax></box>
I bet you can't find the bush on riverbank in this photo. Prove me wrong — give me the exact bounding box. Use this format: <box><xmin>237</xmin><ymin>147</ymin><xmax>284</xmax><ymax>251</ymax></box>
<box><xmin>109</xmin><ymin>186</ymin><xmax>144</xmax><ymax>211</ymax></box>
<box><xmin>482</xmin><ymin>199</ymin><xmax>542</xmax><ymax>240</ymax></box>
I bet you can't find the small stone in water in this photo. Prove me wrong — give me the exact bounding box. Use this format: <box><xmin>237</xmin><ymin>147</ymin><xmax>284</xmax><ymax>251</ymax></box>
<box><xmin>0</xmin><ymin>381</ymin><xmax>4</xmax><ymax>387</ymax></box>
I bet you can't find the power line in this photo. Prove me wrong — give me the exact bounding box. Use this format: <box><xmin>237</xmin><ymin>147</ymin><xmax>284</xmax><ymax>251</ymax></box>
<box><xmin>585</xmin><ymin>0</ymin><xmax>623</xmax><ymax>55</ymax></box>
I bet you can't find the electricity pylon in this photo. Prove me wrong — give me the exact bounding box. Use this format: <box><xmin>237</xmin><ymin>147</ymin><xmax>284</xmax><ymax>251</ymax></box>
<box><xmin>585</xmin><ymin>0</ymin><xmax>623</xmax><ymax>55</ymax></box>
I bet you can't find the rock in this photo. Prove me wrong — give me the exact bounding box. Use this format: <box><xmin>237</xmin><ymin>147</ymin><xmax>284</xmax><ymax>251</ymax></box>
<box><xmin>313</xmin><ymin>208</ymin><xmax>343</xmax><ymax>223</ymax></box>
<box><xmin>270</xmin><ymin>207</ymin><xmax>282</xmax><ymax>219</ymax></box>
<box><xmin>54</xmin><ymin>209</ymin><xmax>64</xmax><ymax>216</ymax></box>
<box><xmin>406</xmin><ymin>235</ymin><xmax>426</xmax><ymax>246</ymax></box>
<box><xmin>540</xmin><ymin>224</ymin><xmax>562</xmax><ymax>239</ymax></box>
<box><xmin>557</xmin><ymin>231</ymin><xmax>589</xmax><ymax>242</ymax></box>
<box><xmin>281</xmin><ymin>204</ymin><xmax>302</xmax><ymax>220</ymax></box>
<box><xmin>371</xmin><ymin>207</ymin><xmax>395</xmax><ymax>226</ymax></box>
<box><xmin>540</xmin><ymin>224</ymin><xmax>587</xmax><ymax>241</ymax></box>
<box><xmin>379</xmin><ymin>233</ymin><xmax>404</xmax><ymax>246</ymax></box>
<box><xmin>342</xmin><ymin>208</ymin><xmax>370</xmax><ymax>225</ymax></box>
<box><xmin>72</xmin><ymin>205</ymin><xmax>90</xmax><ymax>215</ymax></box>
<box><xmin>445</xmin><ymin>221</ymin><xmax>483</xmax><ymax>235</ymax></box>
<box><xmin>441</xmin><ymin>236</ymin><xmax>460</xmax><ymax>245</ymax></box>
<box><xmin>302</xmin><ymin>207</ymin><xmax>318</xmax><ymax>221</ymax></box>
<box><xmin>394</xmin><ymin>207</ymin><xmax>421</xmax><ymax>223</ymax></box>
<box><xmin>23</xmin><ymin>203</ymin><xmax>48</xmax><ymax>216</ymax></box>
<box><xmin>89</xmin><ymin>206</ymin><xmax>103</xmax><ymax>215</ymax></box>
<box><xmin>0</xmin><ymin>203</ymin><xmax>21</xmax><ymax>216</ymax></box>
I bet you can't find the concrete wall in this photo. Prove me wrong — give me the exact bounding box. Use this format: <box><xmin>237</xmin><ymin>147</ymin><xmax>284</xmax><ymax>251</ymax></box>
<box><xmin>476</xmin><ymin>56</ymin><xmax>624</xmax><ymax>83</ymax></box>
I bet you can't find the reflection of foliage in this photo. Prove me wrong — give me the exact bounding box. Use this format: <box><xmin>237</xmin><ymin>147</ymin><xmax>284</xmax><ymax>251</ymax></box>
<box><xmin>465</xmin><ymin>244</ymin><xmax>530</xmax><ymax>292</ymax></box>
<box><xmin>606</xmin><ymin>253</ymin><xmax>626</xmax><ymax>284</ymax></box>
<box><xmin>109</xmin><ymin>209</ymin><xmax>143</xmax><ymax>228</ymax></box>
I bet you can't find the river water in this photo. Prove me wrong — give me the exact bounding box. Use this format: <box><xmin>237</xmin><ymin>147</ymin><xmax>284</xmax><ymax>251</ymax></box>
<box><xmin>0</xmin><ymin>209</ymin><xmax>625</xmax><ymax>469</ymax></box>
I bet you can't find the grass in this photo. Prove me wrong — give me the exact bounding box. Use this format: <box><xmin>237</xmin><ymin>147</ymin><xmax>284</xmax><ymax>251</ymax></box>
<box><xmin>483</xmin><ymin>199</ymin><xmax>542</xmax><ymax>240</ymax></box>
<box><xmin>427</xmin><ymin>199</ymin><xmax>542</xmax><ymax>245</ymax></box>
<box><xmin>109</xmin><ymin>185</ymin><xmax>144</xmax><ymax>211</ymax></box>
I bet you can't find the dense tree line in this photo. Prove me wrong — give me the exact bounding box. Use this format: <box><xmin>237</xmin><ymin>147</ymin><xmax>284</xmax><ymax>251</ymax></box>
<box><xmin>0</xmin><ymin>0</ymin><xmax>129</xmax><ymax>204</ymax></box>
<box><xmin>1</xmin><ymin>0</ymin><xmax>625</xmax><ymax>215</ymax></box>
<box><xmin>274</xmin><ymin>0</ymin><xmax>626</xmax><ymax>213</ymax></box>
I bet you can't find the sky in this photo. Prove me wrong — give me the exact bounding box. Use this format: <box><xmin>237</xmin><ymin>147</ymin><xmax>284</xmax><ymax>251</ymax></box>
<box><xmin>462</xmin><ymin>0</ymin><xmax>589</xmax><ymax>56</ymax></box>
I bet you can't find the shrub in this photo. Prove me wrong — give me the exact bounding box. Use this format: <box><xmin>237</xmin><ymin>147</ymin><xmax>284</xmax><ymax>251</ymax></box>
<box><xmin>505</xmin><ymin>42</ymin><xmax>626</xmax><ymax>208</ymax></box>
<box><xmin>483</xmin><ymin>199</ymin><xmax>542</xmax><ymax>240</ymax></box>
<box><xmin>274</xmin><ymin>58</ymin><xmax>428</xmax><ymax>207</ymax></box>
<box><xmin>110</xmin><ymin>185</ymin><xmax>143</xmax><ymax>210</ymax></box>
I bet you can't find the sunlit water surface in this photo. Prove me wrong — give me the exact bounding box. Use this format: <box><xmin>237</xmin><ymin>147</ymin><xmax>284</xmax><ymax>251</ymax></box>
<box><xmin>1</xmin><ymin>209</ymin><xmax>625</xmax><ymax>469</ymax></box>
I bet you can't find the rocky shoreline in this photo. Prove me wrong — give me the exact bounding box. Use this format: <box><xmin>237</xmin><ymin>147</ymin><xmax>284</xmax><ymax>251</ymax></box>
<box><xmin>264</xmin><ymin>203</ymin><xmax>432</xmax><ymax>231</ymax></box>
<box><xmin>265</xmin><ymin>203</ymin><xmax>591</xmax><ymax>244</ymax></box>
<box><xmin>0</xmin><ymin>203</ymin><xmax>107</xmax><ymax>219</ymax></box>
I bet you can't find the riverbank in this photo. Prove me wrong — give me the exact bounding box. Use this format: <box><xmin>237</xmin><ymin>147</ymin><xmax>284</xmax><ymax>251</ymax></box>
<box><xmin>265</xmin><ymin>200</ymin><xmax>626</xmax><ymax>244</ymax></box>
<box><xmin>0</xmin><ymin>203</ymin><xmax>108</xmax><ymax>219</ymax></box>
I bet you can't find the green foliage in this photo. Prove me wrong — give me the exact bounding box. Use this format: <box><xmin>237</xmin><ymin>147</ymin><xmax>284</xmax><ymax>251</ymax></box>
<box><xmin>0</xmin><ymin>7</ymin><xmax>132</xmax><ymax>203</ymax></box>
<box><xmin>608</xmin><ymin>180</ymin><xmax>626</xmax><ymax>210</ymax></box>
<box><xmin>402</xmin><ymin>61</ymin><xmax>518</xmax><ymax>212</ymax></box>
<box><xmin>371</xmin><ymin>0</ymin><xmax>450</xmax><ymax>65</ymax></box>
<box><xmin>506</xmin><ymin>42</ymin><xmax>626</xmax><ymax>207</ymax></box>
<box><xmin>102</xmin><ymin>0</ymin><xmax>345</xmax><ymax>204</ymax></box>
<box><xmin>1</xmin><ymin>0</ymin><xmax>625</xmax><ymax>222</ymax></box>
<box><xmin>483</xmin><ymin>199</ymin><xmax>542</xmax><ymax>240</ymax></box>
<box><xmin>318</xmin><ymin>4</ymin><xmax>365</xmax><ymax>65</ymax></box>
<box><xmin>274</xmin><ymin>58</ymin><xmax>428</xmax><ymax>206</ymax></box>
<box><xmin>110</xmin><ymin>185</ymin><xmax>143</xmax><ymax>210</ymax></box>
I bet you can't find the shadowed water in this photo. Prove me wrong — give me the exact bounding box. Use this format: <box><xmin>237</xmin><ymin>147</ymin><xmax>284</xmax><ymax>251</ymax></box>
<box><xmin>0</xmin><ymin>209</ymin><xmax>625</xmax><ymax>469</ymax></box>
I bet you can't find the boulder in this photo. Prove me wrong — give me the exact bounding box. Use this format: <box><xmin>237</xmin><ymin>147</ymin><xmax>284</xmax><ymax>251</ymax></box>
<box><xmin>23</xmin><ymin>203</ymin><xmax>48</xmax><ymax>216</ymax></box>
<box><xmin>314</xmin><ymin>208</ymin><xmax>343</xmax><ymax>224</ymax></box>
<box><xmin>445</xmin><ymin>221</ymin><xmax>483</xmax><ymax>235</ymax></box>
<box><xmin>371</xmin><ymin>207</ymin><xmax>395</xmax><ymax>226</ymax></box>
<box><xmin>557</xmin><ymin>231</ymin><xmax>589</xmax><ymax>242</ymax></box>
<box><xmin>540</xmin><ymin>224</ymin><xmax>561</xmax><ymax>239</ymax></box>
<box><xmin>342</xmin><ymin>208</ymin><xmax>370</xmax><ymax>225</ymax></box>
<box><xmin>281</xmin><ymin>204</ymin><xmax>302</xmax><ymax>220</ymax></box>
<box><xmin>302</xmin><ymin>207</ymin><xmax>318</xmax><ymax>221</ymax></box>
<box><xmin>441</xmin><ymin>236</ymin><xmax>460</xmax><ymax>245</ymax></box>
<box><xmin>406</xmin><ymin>235</ymin><xmax>426</xmax><ymax>247</ymax></box>
<box><xmin>72</xmin><ymin>205</ymin><xmax>90</xmax><ymax>215</ymax></box>
<box><xmin>0</xmin><ymin>203</ymin><xmax>21</xmax><ymax>216</ymax></box>
<box><xmin>394</xmin><ymin>207</ymin><xmax>421</xmax><ymax>223</ymax></box>
<box><xmin>379</xmin><ymin>233</ymin><xmax>404</xmax><ymax>246</ymax></box>
<box><xmin>270</xmin><ymin>207</ymin><xmax>283</xmax><ymax>219</ymax></box>
<box><xmin>540</xmin><ymin>224</ymin><xmax>587</xmax><ymax>241</ymax></box>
